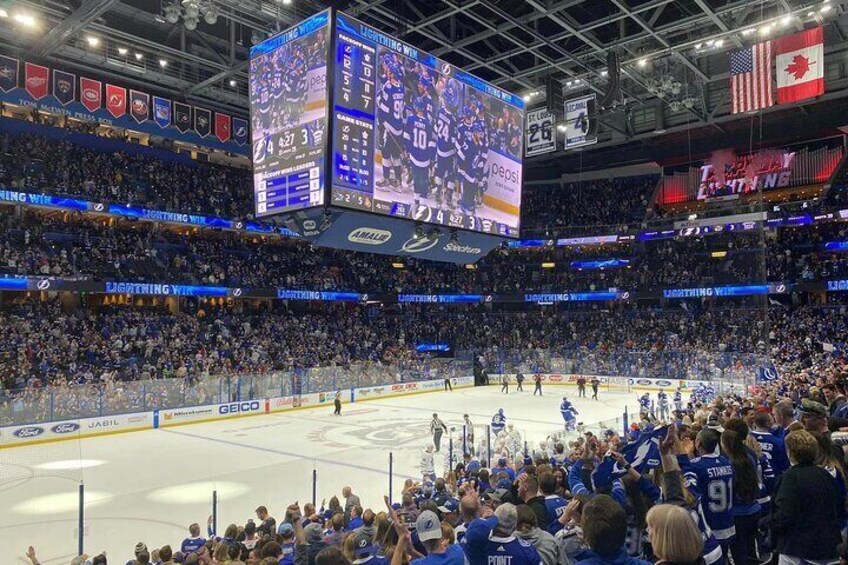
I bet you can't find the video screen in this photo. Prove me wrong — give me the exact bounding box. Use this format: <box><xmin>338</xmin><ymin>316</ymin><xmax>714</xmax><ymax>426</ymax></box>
<box><xmin>331</xmin><ymin>13</ymin><xmax>524</xmax><ymax>237</ymax></box>
<box><xmin>249</xmin><ymin>10</ymin><xmax>330</xmax><ymax>218</ymax></box>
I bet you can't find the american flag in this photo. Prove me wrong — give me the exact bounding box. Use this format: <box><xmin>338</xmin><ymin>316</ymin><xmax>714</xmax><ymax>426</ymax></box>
<box><xmin>729</xmin><ymin>41</ymin><xmax>774</xmax><ymax>114</ymax></box>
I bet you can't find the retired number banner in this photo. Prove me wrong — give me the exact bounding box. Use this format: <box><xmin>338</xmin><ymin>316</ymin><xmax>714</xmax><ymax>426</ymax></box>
<box><xmin>525</xmin><ymin>108</ymin><xmax>556</xmax><ymax>157</ymax></box>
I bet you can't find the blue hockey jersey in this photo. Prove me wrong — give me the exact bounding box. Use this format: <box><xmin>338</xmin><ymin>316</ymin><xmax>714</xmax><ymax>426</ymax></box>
<box><xmin>491</xmin><ymin>412</ymin><xmax>506</xmax><ymax>433</ymax></box>
<box><xmin>544</xmin><ymin>494</ymin><xmax>568</xmax><ymax>534</ymax></box>
<box><xmin>434</xmin><ymin>107</ymin><xmax>457</xmax><ymax>157</ymax></box>
<box><xmin>464</xmin><ymin>516</ymin><xmax>541</xmax><ymax>565</ymax></box>
<box><xmin>456</xmin><ymin>133</ymin><xmax>482</xmax><ymax>183</ymax></box>
<box><xmin>751</xmin><ymin>430</ymin><xmax>789</xmax><ymax>477</ymax></box>
<box><xmin>680</xmin><ymin>453</ymin><xmax>736</xmax><ymax>541</ymax></box>
<box><xmin>378</xmin><ymin>82</ymin><xmax>405</xmax><ymax>136</ymax></box>
<box><xmin>403</xmin><ymin>114</ymin><xmax>435</xmax><ymax>168</ymax></box>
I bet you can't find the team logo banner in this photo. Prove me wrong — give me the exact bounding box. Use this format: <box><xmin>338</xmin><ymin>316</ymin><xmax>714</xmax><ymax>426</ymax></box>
<box><xmin>215</xmin><ymin>112</ymin><xmax>231</xmax><ymax>142</ymax></box>
<box><xmin>80</xmin><ymin>77</ymin><xmax>101</xmax><ymax>112</ymax></box>
<box><xmin>194</xmin><ymin>107</ymin><xmax>211</xmax><ymax>138</ymax></box>
<box><xmin>525</xmin><ymin>108</ymin><xmax>556</xmax><ymax>157</ymax></box>
<box><xmin>232</xmin><ymin>117</ymin><xmax>248</xmax><ymax>146</ymax></box>
<box><xmin>152</xmin><ymin>96</ymin><xmax>171</xmax><ymax>128</ymax></box>
<box><xmin>174</xmin><ymin>102</ymin><xmax>191</xmax><ymax>133</ymax></box>
<box><xmin>52</xmin><ymin>70</ymin><xmax>76</xmax><ymax>106</ymax></box>
<box><xmin>105</xmin><ymin>84</ymin><xmax>126</xmax><ymax>118</ymax></box>
<box><xmin>0</xmin><ymin>56</ymin><xmax>19</xmax><ymax>93</ymax></box>
<box><xmin>129</xmin><ymin>90</ymin><xmax>149</xmax><ymax>123</ymax></box>
<box><xmin>25</xmin><ymin>62</ymin><xmax>48</xmax><ymax>100</ymax></box>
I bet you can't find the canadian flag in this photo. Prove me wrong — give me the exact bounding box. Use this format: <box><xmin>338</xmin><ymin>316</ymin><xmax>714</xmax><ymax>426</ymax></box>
<box><xmin>774</xmin><ymin>27</ymin><xmax>824</xmax><ymax>105</ymax></box>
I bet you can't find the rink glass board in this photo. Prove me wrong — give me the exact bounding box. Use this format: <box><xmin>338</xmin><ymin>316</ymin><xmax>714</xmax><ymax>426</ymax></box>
<box><xmin>330</xmin><ymin>12</ymin><xmax>524</xmax><ymax>238</ymax></box>
<box><xmin>249</xmin><ymin>10</ymin><xmax>331</xmax><ymax>218</ymax></box>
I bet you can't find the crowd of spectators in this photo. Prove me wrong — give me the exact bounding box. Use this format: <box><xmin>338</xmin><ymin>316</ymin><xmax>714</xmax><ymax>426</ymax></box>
<box><xmin>4</xmin><ymin>207</ymin><xmax>848</xmax><ymax>293</ymax></box>
<box><xmin>25</xmin><ymin>335</ymin><xmax>848</xmax><ymax>565</ymax></box>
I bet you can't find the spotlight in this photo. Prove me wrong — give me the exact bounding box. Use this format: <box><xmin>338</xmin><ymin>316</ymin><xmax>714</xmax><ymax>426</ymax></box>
<box><xmin>557</xmin><ymin>124</ymin><xmax>567</xmax><ymax>132</ymax></box>
<box><xmin>715</xmin><ymin>39</ymin><xmax>724</xmax><ymax>47</ymax></box>
<box><xmin>759</xmin><ymin>24</ymin><xmax>773</xmax><ymax>35</ymax></box>
<box><xmin>202</xmin><ymin>4</ymin><xmax>219</xmax><ymax>24</ymax></box>
<box><xmin>742</xmin><ymin>28</ymin><xmax>756</xmax><ymax>35</ymax></box>
<box><xmin>183</xmin><ymin>15</ymin><xmax>198</xmax><ymax>30</ymax></box>
<box><xmin>706</xmin><ymin>39</ymin><xmax>715</xmax><ymax>46</ymax></box>
<box><xmin>135</xmin><ymin>52</ymin><xmax>144</xmax><ymax>60</ymax></box>
<box><xmin>0</xmin><ymin>8</ymin><xmax>7</xmax><ymax>17</ymax></box>
<box><xmin>820</xmin><ymin>4</ymin><xmax>833</xmax><ymax>12</ymax></box>
<box><xmin>600</xmin><ymin>69</ymin><xmax>608</xmax><ymax>77</ymax></box>
<box><xmin>159</xmin><ymin>59</ymin><xmax>168</xmax><ymax>67</ymax></box>
<box><xmin>522</xmin><ymin>94</ymin><xmax>531</xmax><ymax>102</ymax></box>
<box><xmin>86</xmin><ymin>36</ymin><xmax>100</xmax><ymax>47</ymax></box>
<box><xmin>781</xmin><ymin>15</ymin><xmax>793</xmax><ymax>26</ymax></box>
<box><xmin>637</xmin><ymin>58</ymin><xmax>647</xmax><ymax>68</ymax></box>
<box><xmin>695</xmin><ymin>42</ymin><xmax>703</xmax><ymax>49</ymax></box>
<box><xmin>118</xmin><ymin>47</ymin><xmax>128</xmax><ymax>55</ymax></box>
<box><xmin>13</xmin><ymin>12</ymin><xmax>36</xmax><ymax>27</ymax></box>
<box><xmin>229</xmin><ymin>79</ymin><xmax>237</xmax><ymax>87</ymax></box>
<box><xmin>182</xmin><ymin>0</ymin><xmax>200</xmax><ymax>18</ymax></box>
<box><xmin>282</xmin><ymin>0</ymin><xmax>292</xmax><ymax>4</ymax></box>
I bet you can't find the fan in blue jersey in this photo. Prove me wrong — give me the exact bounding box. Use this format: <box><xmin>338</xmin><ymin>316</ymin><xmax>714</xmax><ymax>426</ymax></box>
<box><xmin>560</xmin><ymin>396</ymin><xmax>579</xmax><ymax>432</ymax></box>
<box><xmin>402</xmin><ymin>97</ymin><xmax>436</xmax><ymax>204</ymax></box>
<box><xmin>674</xmin><ymin>388</ymin><xmax>684</xmax><ymax>412</ymax></box>
<box><xmin>433</xmin><ymin>81</ymin><xmax>459</xmax><ymax>207</ymax></box>
<box><xmin>638</xmin><ymin>393</ymin><xmax>651</xmax><ymax>417</ymax></box>
<box><xmin>657</xmin><ymin>389</ymin><xmax>670</xmax><ymax>421</ymax></box>
<box><xmin>456</xmin><ymin>119</ymin><xmax>483</xmax><ymax>213</ymax></box>
<box><xmin>680</xmin><ymin>428</ymin><xmax>736</xmax><ymax>548</ymax></box>
<box><xmin>376</xmin><ymin>61</ymin><xmax>406</xmax><ymax>192</ymax></box>
<box><xmin>491</xmin><ymin>408</ymin><xmax>506</xmax><ymax>434</ymax></box>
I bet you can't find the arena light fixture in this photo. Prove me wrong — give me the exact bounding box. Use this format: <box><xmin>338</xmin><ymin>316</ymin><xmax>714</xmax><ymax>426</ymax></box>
<box><xmin>637</xmin><ymin>58</ymin><xmax>647</xmax><ymax>68</ymax></box>
<box><xmin>283</xmin><ymin>0</ymin><xmax>292</xmax><ymax>4</ymax></box>
<box><xmin>742</xmin><ymin>28</ymin><xmax>756</xmax><ymax>36</ymax></box>
<box><xmin>541</xmin><ymin>262</ymin><xmax>556</xmax><ymax>269</ymax></box>
<box><xmin>781</xmin><ymin>15</ymin><xmax>794</xmax><ymax>26</ymax></box>
<box><xmin>759</xmin><ymin>24</ymin><xmax>773</xmax><ymax>35</ymax></box>
<box><xmin>86</xmin><ymin>36</ymin><xmax>100</xmax><ymax>47</ymax></box>
<box><xmin>820</xmin><ymin>4</ymin><xmax>833</xmax><ymax>12</ymax></box>
<box><xmin>135</xmin><ymin>52</ymin><xmax>144</xmax><ymax>60</ymax></box>
<box><xmin>13</xmin><ymin>12</ymin><xmax>36</xmax><ymax>27</ymax></box>
<box><xmin>159</xmin><ymin>59</ymin><xmax>168</xmax><ymax>67</ymax></box>
<box><xmin>229</xmin><ymin>79</ymin><xmax>237</xmax><ymax>87</ymax></box>
<box><xmin>711</xmin><ymin>251</ymin><xmax>728</xmax><ymax>258</ymax></box>
<box><xmin>118</xmin><ymin>47</ymin><xmax>128</xmax><ymax>55</ymax></box>
<box><xmin>0</xmin><ymin>8</ymin><xmax>8</xmax><ymax>17</ymax></box>
<box><xmin>391</xmin><ymin>262</ymin><xmax>405</xmax><ymax>269</ymax></box>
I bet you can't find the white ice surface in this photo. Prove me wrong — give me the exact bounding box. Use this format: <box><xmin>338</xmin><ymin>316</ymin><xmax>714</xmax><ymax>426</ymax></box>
<box><xmin>0</xmin><ymin>385</ymin><xmax>635</xmax><ymax>564</ymax></box>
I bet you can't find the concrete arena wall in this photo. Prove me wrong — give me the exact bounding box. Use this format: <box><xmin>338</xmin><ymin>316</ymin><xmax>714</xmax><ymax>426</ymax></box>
<box><xmin>0</xmin><ymin>376</ymin><xmax>475</xmax><ymax>448</ymax></box>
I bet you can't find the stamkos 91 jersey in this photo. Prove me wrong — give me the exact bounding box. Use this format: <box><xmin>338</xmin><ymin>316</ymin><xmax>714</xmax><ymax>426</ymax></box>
<box><xmin>378</xmin><ymin>82</ymin><xmax>405</xmax><ymax>136</ymax></box>
<box><xmin>680</xmin><ymin>453</ymin><xmax>736</xmax><ymax>542</ymax></box>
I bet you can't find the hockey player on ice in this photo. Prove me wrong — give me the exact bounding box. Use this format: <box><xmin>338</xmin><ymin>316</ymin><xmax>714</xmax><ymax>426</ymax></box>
<box><xmin>559</xmin><ymin>396</ymin><xmax>579</xmax><ymax>432</ymax></box>
<box><xmin>491</xmin><ymin>408</ymin><xmax>506</xmax><ymax>434</ymax></box>
<box><xmin>638</xmin><ymin>392</ymin><xmax>652</xmax><ymax>417</ymax></box>
<box><xmin>420</xmin><ymin>444</ymin><xmax>435</xmax><ymax>478</ymax></box>
<box><xmin>505</xmin><ymin>423</ymin><xmax>523</xmax><ymax>456</ymax></box>
<box><xmin>657</xmin><ymin>389</ymin><xmax>670</xmax><ymax>421</ymax></box>
<box><xmin>674</xmin><ymin>388</ymin><xmax>684</xmax><ymax>412</ymax></box>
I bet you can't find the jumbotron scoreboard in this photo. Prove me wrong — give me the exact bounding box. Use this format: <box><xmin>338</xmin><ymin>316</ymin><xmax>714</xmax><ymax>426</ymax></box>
<box><xmin>248</xmin><ymin>10</ymin><xmax>525</xmax><ymax>262</ymax></box>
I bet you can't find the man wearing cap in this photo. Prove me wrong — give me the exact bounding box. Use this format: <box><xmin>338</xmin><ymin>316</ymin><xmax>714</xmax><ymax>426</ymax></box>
<box><xmin>799</xmin><ymin>399</ymin><xmax>829</xmax><ymax>433</ymax></box>
<box><xmin>352</xmin><ymin>530</ymin><xmax>389</xmax><ymax>565</ymax></box>
<box><xmin>278</xmin><ymin>523</ymin><xmax>296</xmax><ymax>565</ymax></box>
<box><xmin>289</xmin><ymin>503</ymin><xmax>327</xmax><ymax>565</ymax></box>
<box><xmin>438</xmin><ymin>498</ymin><xmax>461</xmax><ymax>527</ymax></box>
<box><xmin>400</xmin><ymin>509</ymin><xmax>467</xmax><ymax>565</ymax></box>
<box><xmin>465</xmin><ymin>502</ymin><xmax>541</xmax><ymax>565</ymax></box>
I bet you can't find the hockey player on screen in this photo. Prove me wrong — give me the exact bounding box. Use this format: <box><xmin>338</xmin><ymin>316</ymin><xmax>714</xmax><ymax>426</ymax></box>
<box><xmin>559</xmin><ymin>396</ymin><xmax>579</xmax><ymax>432</ymax></box>
<box><xmin>433</xmin><ymin>81</ymin><xmax>459</xmax><ymax>208</ymax></box>
<box><xmin>402</xmin><ymin>97</ymin><xmax>436</xmax><ymax>206</ymax></box>
<box><xmin>657</xmin><ymin>389</ymin><xmax>670</xmax><ymax>421</ymax></box>
<box><xmin>491</xmin><ymin>408</ymin><xmax>506</xmax><ymax>434</ymax></box>
<box><xmin>456</xmin><ymin>118</ymin><xmax>484</xmax><ymax>214</ymax></box>
<box><xmin>376</xmin><ymin>57</ymin><xmax>406</xmax><ymax>192</ymax></box>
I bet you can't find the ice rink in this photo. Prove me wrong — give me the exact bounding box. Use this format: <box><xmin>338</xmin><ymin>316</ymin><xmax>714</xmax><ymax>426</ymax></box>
<box><xmin>0</xmin><ymin>384</ymin><xmax>634</xmax><ymax>564</ymax></box>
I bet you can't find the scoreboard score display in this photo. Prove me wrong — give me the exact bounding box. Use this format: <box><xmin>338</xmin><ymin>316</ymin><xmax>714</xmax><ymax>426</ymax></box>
<box><xmin>248</xmin><ymin>9</ymin><xmax>524</xmax><ymax>245</ymax></box>
<box><xmin>249</xmin><ymin>11</ymin><xmax>330</xmax><ymax>218</ymax></box>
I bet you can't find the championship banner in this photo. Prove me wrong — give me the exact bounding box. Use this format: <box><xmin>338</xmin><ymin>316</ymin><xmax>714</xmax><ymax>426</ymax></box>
<box><xmin>80</xmin><ymin>77</ymin><xmax>101</xmax><ymax>112</ymax></box>
<box><xmin>215</xmin><ymin>112</ymin><xmax>231</xmax><ymax>142</ymax></box>
<box><xmin>129</xmin><ymin>90</ymin><xmax>149</xmax><ymax>123</ymax></box>
<box><xmin>52</xmin><ymin>69</ymin><xmax>76</xmax><ymax>105</ymax></box>
<box><xmin>174</xmin><ymin>102</ymin><xmax>191</xmax><ymax>133</ymax></box>
<box><xmin>525</xmin><ymin>108</ymin><xmax>555</xmax><ymax>157</ymax></box>
<box><xmin>232</xmin><ymin>117</ymin><xmax>248</xmax><ymax>146</ymax></box>
<box><xmin>195</xmin><ymin>107</ymin><xmax>211</xmax><ymax>137</ymax></box>
<box><xmin>152</xmin><ymin>96</ymin><xmax>171</xmax><ymax>128</ymax></box>
<box><xmin>105</xmin><ymin>84</ymin><xmax>126</xmax><ymax>118</ymax></box>
<box><xmin>0</xmin><ymin>56</ymin><xmax>19</xmax><ymax>93</ymax></box>
<box><xmin>564</xmin><ymin>94</ymin><xmax>598</xmax><ymax>149</ymax></box>
<box><xmin>24</xmin><ymin>62</ymin><xmax>48</xmax><ymax>100</ymax></box>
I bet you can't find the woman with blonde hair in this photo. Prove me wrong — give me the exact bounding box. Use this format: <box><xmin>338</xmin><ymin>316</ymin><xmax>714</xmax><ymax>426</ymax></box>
<box><xmin>646</xmin><ymin>505</ymin><xmax>704</xmax><ymax>565</ymax></box>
